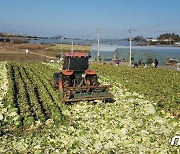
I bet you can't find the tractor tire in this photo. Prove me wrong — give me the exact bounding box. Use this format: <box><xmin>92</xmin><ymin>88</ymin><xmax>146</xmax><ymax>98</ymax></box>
<box><xmin>58</xmin><ymin>79</ymin><xmax>63</xmax><ymax>99</ymax></box>
<box><xmin>87</xmin><ymin>75</ymin><xmax>99</xmax><ymax>86</ymax></box>
<box><xmin>62</xmin><ymin>75</ymin><xmax>71</xmax><ymax>99</ymax></box>
<box><xmin>53</xmin><ymin>72</ymin><xmax>62</xmax><ymax>87</ymax></box>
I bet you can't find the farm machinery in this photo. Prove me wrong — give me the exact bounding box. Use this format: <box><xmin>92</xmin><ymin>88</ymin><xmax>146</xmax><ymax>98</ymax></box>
<box><xmin>53</xmin><ymin>52</ymin><xmax>113</xmax><ymax>102</ymax></box>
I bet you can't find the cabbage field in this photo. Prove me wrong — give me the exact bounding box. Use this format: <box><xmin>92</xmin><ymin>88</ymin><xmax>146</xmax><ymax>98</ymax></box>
<box><xmin>0</xmin><ymin>62</ymin><xmax>179</xmax><ymax>153</ymax></box>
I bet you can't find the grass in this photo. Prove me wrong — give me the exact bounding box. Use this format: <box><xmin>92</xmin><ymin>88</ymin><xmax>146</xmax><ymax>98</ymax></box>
<box><xmin>46</xmin><ymin>43</ymin><xmax>91</xmax><ymax>52</ymax></box>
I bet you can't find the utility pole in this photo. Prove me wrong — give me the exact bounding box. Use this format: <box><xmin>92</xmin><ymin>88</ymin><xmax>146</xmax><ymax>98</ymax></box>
<box><xmin>129</xmin><ymin>29</ymin><xmax>132</xmax><ymax>66</ymax></box>
<box><xmin>61</xmin><ymin>37</ymin><xmax>62</xmax><ymax>53</ymax></box>
<box><xmin>71</xmin><ymin>41</ymin><xmax>73</xmax><ymax>52</ymax></box>
<box><xmin>60</xmin><ymin>37</ymin><xmax>63</xmax><ymax>59</ymax></box>
<box><xmin>97</xmin><ymin>28</ymin><xmax>100</xmax><ymax>62</ymax></box>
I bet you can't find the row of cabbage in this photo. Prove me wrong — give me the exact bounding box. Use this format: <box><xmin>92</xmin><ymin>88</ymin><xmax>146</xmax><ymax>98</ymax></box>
<box><xmin>0</xmin><ymin>62</ymin><xmax>9</xmax><ymax>135</ymax></box>
<box><xmin>1</xmin><ymin>62</ymin><xmax>66</xmax><ymax>134</ymax></box>
<box><xmin>0</xmin><ymin>62</ymin><xmax>179</xmax><ymax>153</ymax></box>
<box><xmin>91</xmin><ymin>63</ymin><xmax>180</xmax><ymax>117</ymax></box>
<box><xmin>0</xmin><ymin>62</ymin><xmax>8</xmax><ymax>109</ymax></box>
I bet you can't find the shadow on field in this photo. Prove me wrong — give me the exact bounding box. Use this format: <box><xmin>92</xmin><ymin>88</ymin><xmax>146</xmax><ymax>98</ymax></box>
<box><xmin>64</xmin><ymin>98</ymin><xmax>116</xmax><ymax>106</ymax></box>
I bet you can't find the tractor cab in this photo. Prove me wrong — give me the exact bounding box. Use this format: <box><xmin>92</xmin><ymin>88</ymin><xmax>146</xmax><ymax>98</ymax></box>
<box><xmin>63</xmin><ymin>52</ymin><xmax>89</xmax><ymax>71</ymax></box>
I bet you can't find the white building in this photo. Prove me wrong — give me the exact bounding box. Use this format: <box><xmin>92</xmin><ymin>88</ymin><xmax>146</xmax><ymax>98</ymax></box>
<box><xmin>175</xmin><ymin>42</ymin><xmax>180</xmax><ymax>46</ymax></box>
<box><xmin>146</xmin><ymin>38</ymin><xmax>158</xmax><ymax>42</ymax></box>
<box><xmin>163</xmin><ymin>39</ymin><xmax>173</xmax><ymax>42</ymax></box>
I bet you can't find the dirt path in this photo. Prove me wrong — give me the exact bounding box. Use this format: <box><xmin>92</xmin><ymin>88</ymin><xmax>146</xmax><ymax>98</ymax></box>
<box><xmin>30</xmin><ymin>51</ymin><xmax>57</xmax><ymax>59</ymax></box>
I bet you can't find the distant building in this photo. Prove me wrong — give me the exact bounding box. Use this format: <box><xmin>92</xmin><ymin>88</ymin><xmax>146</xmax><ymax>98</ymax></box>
<box><xmin>163</xmin><ymin>39</ymin><xmax>173</xmax><ymax>42</ymax></box>
<box><xmin>175</xmin><ymin>42</ymin><xmax>180</xmax><ymax>46</ymax></box>
<box><xmin>2</xmin><ymin>32</ymin><xmax>14</xmax><ymax>36</ymax></box>
<box><xmin>146</xmin><ymin>38</ymin><xmax>158</xmax><ymax>42</ymax></box>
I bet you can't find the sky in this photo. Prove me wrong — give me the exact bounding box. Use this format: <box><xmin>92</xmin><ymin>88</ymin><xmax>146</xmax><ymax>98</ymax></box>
<box><xmin>0</xmin><ymin>0</ymin><xmax>180</xmax><ymax>39</ymax></box>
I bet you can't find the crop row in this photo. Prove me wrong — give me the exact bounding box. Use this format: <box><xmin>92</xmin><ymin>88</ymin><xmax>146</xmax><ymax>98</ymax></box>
<box><xmin>91</xmin><ymin>63</ymin><xmax>180</xmax><ymax>117</ymax></box>
<box><xmin>0</xmin><ymin>62</ymin><xmax>179</xmax><ymax>153</ymax></box>
<box><xmin>0</xmin><ymin>62</ymin><xmax>9</xmax><ymax>135</ymax></box>
<box><xmin>1</xmin><ymin>62</ymin><xmax>65</xmax><ymax>133</ymax></box>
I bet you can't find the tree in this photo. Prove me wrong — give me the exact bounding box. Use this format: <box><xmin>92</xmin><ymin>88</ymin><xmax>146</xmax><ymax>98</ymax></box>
<box><xmin>157</xmin><ymin>33</ymin><xmax>180</xmax><ymax>42</ymax></box>
<box><xmin>133</xmin><ymin>36</ymin><xmax>146</xmax><ymax>42</ymax></box>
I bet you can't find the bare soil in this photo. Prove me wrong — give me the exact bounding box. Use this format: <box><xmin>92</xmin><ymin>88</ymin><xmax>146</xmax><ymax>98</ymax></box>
<box><xmin>0</xmin><ymin>42</ymin><xmax>91</xmax><ymax>62</ymax></box>
<box><xmin>0</xmin><ymin>42</ymin><xmax>64</xmax><ymax>61</ymax></box>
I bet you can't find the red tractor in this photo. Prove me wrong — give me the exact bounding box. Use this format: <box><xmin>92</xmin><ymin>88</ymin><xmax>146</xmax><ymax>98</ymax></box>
<box><xmin>53</xmin><ymin>52</ymin><xmax>113</xmax><ymax>102</ymax></box>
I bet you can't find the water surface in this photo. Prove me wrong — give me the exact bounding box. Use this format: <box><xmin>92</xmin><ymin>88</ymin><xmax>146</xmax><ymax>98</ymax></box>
<box><xmin>91</xmin><ymin>44</ymin><xmax>180</xmax><ymax>65</ymax></box>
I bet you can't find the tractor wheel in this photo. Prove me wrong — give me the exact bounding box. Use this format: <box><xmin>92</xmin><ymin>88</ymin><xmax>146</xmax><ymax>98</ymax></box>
<box><xmin>88</xmin><ymin>75</ymin><xmax>99</xmax><ymax>86</ymax></box>
<box><xmin>86</xmin><ymin>77</ymin><xmax>91</xmax><ymax>86</ymax></box>
<box><xmin>63</xmin><ymin>76</ymin><xmax>71</xmax><ymax>99</ymax></box>
<box><xmin>58</xmin><ymin>79</ymin><xmax>63</xmax><ymax>99</ymax></box>
<box><xmin>53</xmin><ymin>72</ymin><xmax>62</xmax><ymax>88</ymax></box>
<box><xmin>53</xmin><ymin>79</ymin><xmax>57</xmax><ymax>89</ymax></box>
